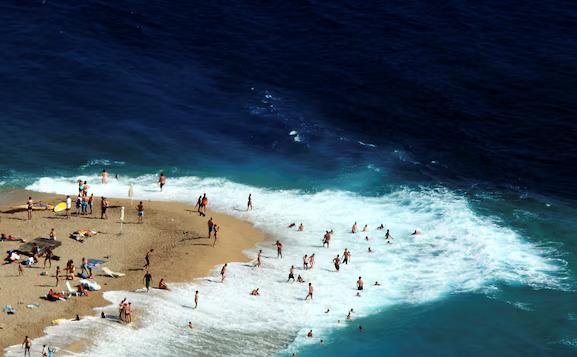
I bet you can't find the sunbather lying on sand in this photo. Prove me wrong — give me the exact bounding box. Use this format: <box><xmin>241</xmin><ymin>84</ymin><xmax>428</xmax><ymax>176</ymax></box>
<box><xmin>0</xmin><ymin>233</ymin><xmax>26</xmax><ymax>243</ymax></box>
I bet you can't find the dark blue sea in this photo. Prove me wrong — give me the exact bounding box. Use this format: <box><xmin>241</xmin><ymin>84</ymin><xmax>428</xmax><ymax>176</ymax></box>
<box><xmin>1</xmin><ymin>1</ymin><xmax>577</xmax><ymax>356</ymax></box>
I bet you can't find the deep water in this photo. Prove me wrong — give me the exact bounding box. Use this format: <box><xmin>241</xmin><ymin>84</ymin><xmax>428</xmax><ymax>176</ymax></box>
<box><xmin>1</xmin><ymin>0</ymin><xmax>577</xmax><ymax>356</ymax></box>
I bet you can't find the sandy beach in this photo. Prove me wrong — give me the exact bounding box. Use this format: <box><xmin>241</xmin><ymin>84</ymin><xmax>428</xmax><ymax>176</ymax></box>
<box><xmin>0</xmin><ymin>189</ymin><xmax>267</xmax><ymax>354</ymax></box>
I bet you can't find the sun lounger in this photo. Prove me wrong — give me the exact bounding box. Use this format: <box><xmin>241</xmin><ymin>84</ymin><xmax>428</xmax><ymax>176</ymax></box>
<box><xmin>102</xmin><ymin>267</ymin><xmax>125</xmax><ymax>278</ymax></box>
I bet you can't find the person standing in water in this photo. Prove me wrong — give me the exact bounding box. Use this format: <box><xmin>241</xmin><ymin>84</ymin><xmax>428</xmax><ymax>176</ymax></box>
<box><xmin>308</xmin><ymin>254</ymin><xmax>315</xmax><ymax>269</ymax></box>
<box><xmin>143</xmin><ymin>271</ymin><xmax>153</xmax><ymax>292</ymax></box>
<box><xmin>333</xmin><ymin>254</ymin><xmax>341</xmax><ymax>271</ymax></box>
<box><xmin>101</xmin><ymin>169</ymin><xmax>109</xmax><ymax>184</ymax></box>
<box><xmin>343</xmin><ymin>248</ymin><xmax>351</xmax><ymax>264</ymax></box>
<box><xmin>287</xmin><ymin>265</ymin><xmax>295</xmax><ymax>282</ymax></box>
<box><xmin>303</xmin><ymin>254</ymin><xmax>309</xmax><ymax>270</ymax></box>
<box><xmin>274</xmin><ymin>240</ymin><xmax>283</xmax><ymax>258</ymax></box>
<box><xmin>247</xmin><ymin>194</ymin><xmax>253</xmax><ymax>211</ymax></box>
<box><xmin>159</xmin><ymin>172</ymin><xmax>166</xmax><ymax>192</ymax></box>
<box><xmin>201</xmin><ymin>193</ymin><xmax>208</xmax><ymax>213</ymax></box>
<box><xmin>137</xmin><ymin>201</ymin><xmax>144</xmax><ymax>224</ymax></box>
<box><xmin>26</xmin><ymin>196</ymin><xmax>33</xmax><ymax>220</ymax></box>
<box><xmin>351</xmin><ymin>222</ymin><xmax>358</xmax><ymax>233</ymax></box>
<box><xmin>256</xmin><ymin>250</ymin><xmax>262</xmax><ymax>267</ymax></box>
<box><xmin>22</xmin><ymin>336</ymin><xmax>32</xmax><ymax>357</ymax></box>
<box><xmin>220</xmin><ymin>263</ymin><xmax>227</xmax><ymax>282</ymax></box>
<box><xmin>357</xmin><ymin>277</ymin><xmax>364</xmax><ymax>290</ymax></box>
<box><xmin>305</xmin><ymin>283</ymin><xmax>314</xmax><ymax>300</ymax></box>
<box><xmin>194</xmin><ymin>290</ymin><xmax>199</xmax><ymax>309</ymax></box>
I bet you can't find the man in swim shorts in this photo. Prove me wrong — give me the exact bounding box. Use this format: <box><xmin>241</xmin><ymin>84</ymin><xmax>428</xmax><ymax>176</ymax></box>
<box><xmin>159</xmin><ymin>172</ymin><xmax>166</xmax><ymax>192</ymax></box>
<box><xmin>287</xmin><ymin>265</ymin><xmax>295</xmax><ymax>282</ymax></box>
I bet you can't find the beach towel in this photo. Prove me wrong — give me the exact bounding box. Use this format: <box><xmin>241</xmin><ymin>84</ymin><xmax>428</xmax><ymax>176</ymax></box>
<box><xmin>16</xmin><ymin>238</ymin><xmax>61</xmax><ymax>257</ymax></box>
<box><xmin>3</xmin><ymin>305</ymin><xmax>16</xmax><ymax>314</ymax></box>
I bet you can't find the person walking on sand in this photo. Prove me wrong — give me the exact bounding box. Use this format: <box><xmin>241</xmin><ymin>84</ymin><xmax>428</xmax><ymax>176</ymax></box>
<box><xmin>208</xmin><ymin>218</ymin><xmax>214</xmax><ymax>238</ymax></box>
<box><xmin>159</xmin><ymin>172</ymin><xmax>166</xmax><ymax>192</ymax></box>
<box><xmin>256</xmin><ymin>250</ymin><xmax>262</xmax><ymax>267</ymax></box>
<box><xmin>220</xmin><ymin>263</ymin><xmax>227</xmax><ymax>282</ymax></box>
<box><xmin>144</xmin><ymin>271</ymin><xmax>153</xmax><ymax>292</ymax></box>
<box><xmin>201</xmin><ymin>193</ymin><xmax>208</xmax><ymax>213</ymax></box>
<box><xmin>212</xmin><ymin>224</ymin><xmax>219</xmax><ymax>246</ymax></box>
<box><xmin>274</xmin><ymin>240</ymin><xmax>283</xmax><ymax>258</ymax></box>
<box><xmin>333</xmin><ymin>254</ymin><xmax>341</xmax><ymax>272</ymax></box>
<box><xmin>18</xmin><ymin>262</ymin><xmax>24</xmax><ymax>276</ymax></box>
<box><xmin>305</xmin><ymin>283</ymin><xmax>314</xmax><ymax>300</ymax></box>
<box><xmin>247</xmin><ymin>193</ymin><xmax>253</xmax><ymax>211</ymax></box>
<box><xmin>55</xmin><ymin>266</ymin><xmax>60</xmax><ymax>287</ymax></box>
<box><xmin>137</xmin><ymin>201</ymin><xmax>144</xmax><ymax>224</ymax></box>
<box><xmin>100</xmin><ymin>197</ymin><xmax>109</xmax><ymax>219</ymax></box>
<box><xmin>26</xmin><ymin>196</ymin><xmax>33</xmax><ymax>220</ymax></box>
<box><xmin>288</xmin><ymin>265</ymin><xmax>295</xmax><ymax>282</ymax></box>
<box><xmin>101</xmin><ymin>169</ymin><xmax>109</xmax><ymax>184</ymax></box>
<box><xmin>194</xmin><ymin>290</ymin><xmax>199</xmax><ymax>309</ymax></box>
<box><xmin>66</xmin><ymin>195</ymin><xmax>72</xmax><ymax>218</ymax></box>
<box><xmin>22</xmin><ymin>335</ymin><xmax>32</xmax><ymax>357</ymax></box>
<box><xmin>88</xmin><ymin>194</ymin><xmax>94</xmax><ymax>214</ymax></box>
<box><xmin>143</xmin><ymin>249</ymin><xmax>153</xmax><ymax>269</ymax></box>
<box><xmin>43</xmin><ymin>247</ymin><xmax>53</xmax><ymax>268</ymax></box>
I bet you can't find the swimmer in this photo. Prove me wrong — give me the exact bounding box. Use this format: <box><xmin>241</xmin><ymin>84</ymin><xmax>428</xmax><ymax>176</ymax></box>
<box><xmin>325</xmin><ymin>309</ymin><xmax>330</xmax><ymax>313</ymax></box>
<box><xmin>357</xmin><ymin>276</ymin><xmax>364</xmax><ymax>290</ymax></box>
<box><xmin>351</xmin><ymin>222</ymin><xmax>357</xmax><ymax>233</ymax></box>
<box><xmin>287</xmin><ymin>265</ymin><xmax>295</xmax><ymax>282</ymax></box>
<box><xmin>188</xmin><ymin>321</ymin><xmax>193</xmax><ymax>329</ymax></box>
<box><xmin>374</xmin><ymin>281</ymin><xmax>381</xmax><ymax>286</ymax></box>
<box><xmin>307</xmin><ymin>330</ymin><xmax>313</xmax><ymax>338</ymax></box>
<box><xmin>346</xmin><ymin>309</ymin><xmax>353</xmax><ymax>320</ymax></box>
<box><xmin>411</xmin><ymin>229</ymin><xmax>422</xmax><ymax>235</ymax></box>
<box><xmin>377</xmin><ymin>224</ymin><xmax>384</xmax><ymax>230</ymax></box>
<box><xmin>298</xmin><ymin>223</ymin><xmax>304</xmax><ymax>232</ymax></box>
<box><xmin>368</xmin><ymin>247</ymin><xmax>373</xmax><ymax>253</ymax></box>
<box><xmin>250</xmin><ymin>288</ymin><xmax>260</xmax><ymax>296</ymax></box>
<box><xmin>305</xmin><ymin>283</ymin><xmax>314</xmax><ymax>300</ymax></box>
<box><xmin>297</xmin><ymin>275</ymin><xmax>305</xmax><ymax>283</ymax></box>
<box><xmin>359</xmin><ymin>325</ymin><xmax>363</xmax><ymax>332</ymax></box>
<box><xmin>362</xmin><ymin>224</ymin><xmax>368</xmax><ymax>232</ymax></box>
<box><xmin>385</xmin><ymin>229</ymin><xmax>393</xmax><ymax>243</ymax></box>
<box><xmin>288</xmin><ymin>223</ymin><xmax>296</xmax><ymax>228</ymax></box>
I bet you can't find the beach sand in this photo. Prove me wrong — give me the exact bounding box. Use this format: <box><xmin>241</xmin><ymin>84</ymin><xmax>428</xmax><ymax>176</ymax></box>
<box><xmin>0</xmin><ymin>189</ymin><xmax>266</xmax><ymax>353</ymax></box>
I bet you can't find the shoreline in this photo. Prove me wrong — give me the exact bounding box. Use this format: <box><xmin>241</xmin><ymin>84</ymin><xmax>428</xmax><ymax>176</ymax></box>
<box><xmin>0</xmin><ymin>189</ymin><xmax>268</xmax><ymax>354</ymax></box>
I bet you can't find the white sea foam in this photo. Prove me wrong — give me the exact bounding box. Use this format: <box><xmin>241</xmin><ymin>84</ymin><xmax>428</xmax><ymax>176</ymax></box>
<box><xmin>4</xmin><ymin>175</ymin><xmax>565</xmax><ymax>356</ymax></box>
